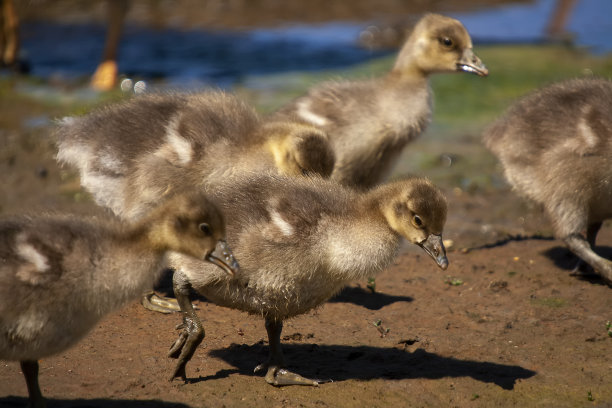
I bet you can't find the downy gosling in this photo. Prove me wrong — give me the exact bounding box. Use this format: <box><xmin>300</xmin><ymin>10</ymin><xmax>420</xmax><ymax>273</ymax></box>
<box><xmin>483</xmin><ymin>78</ymin><xmax>612</xmax><ymax>284</ymax></box>
<box><xmin>0</xmin><ymin>192</ymin><xmax>237</xmax><ymax>408</ymax></box>
<box><xmin>167</xmin><ymin>173</ymin><xmax>449</xmax><ymax>386</ymax></box>
<box><xmin>273</xmin><ymin>13</ymin><xmax>488</xmax><ymax>189</ymax></box>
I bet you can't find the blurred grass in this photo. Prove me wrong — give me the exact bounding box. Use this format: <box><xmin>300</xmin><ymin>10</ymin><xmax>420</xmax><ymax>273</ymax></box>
<box><xmin>241</xmin><ymin>44</ymin><xmax>612</xmax><ymax>119</ymax></box>
<box><xmin>431</xmin><ymin>45</ymin><xmax>612</xmax><ymax>126</ymax></box>
<box><xmin>0</xmin><ymin>76</ymin><xmax>127</xmax><ymax>130</ymax></box>
<box><xmin>240</xmin><ymin>44</ymin><xmax>612</xmax><ymax>127</ymax></box>
<box><xmin>5</xmin><ymin>43</ymin><xmax>611</xmax><ymax>131</ymax></box>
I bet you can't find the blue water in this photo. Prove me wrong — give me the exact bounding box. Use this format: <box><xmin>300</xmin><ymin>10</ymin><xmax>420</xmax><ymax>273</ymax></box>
<box><xmin>20</xmin><ymin>22</ymin><xmax>389</xmax><ymax>87</ymax></box>
<box><xmin>17</xmin><ymin>0</ymin><xmax>612</xmax><ymax>87</ymax></box>
<box><xmin>452</xmin><ymin>0</ymin><xmax>612</xmax><ymax>53</ymax></box>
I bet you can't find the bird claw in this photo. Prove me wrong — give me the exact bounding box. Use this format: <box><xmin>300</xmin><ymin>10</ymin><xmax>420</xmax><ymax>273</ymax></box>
<box><xmin>253</xmin><ymin>362</ymin><xmax>266</xmax><ymax>374</ymax></box>
<box><xmin>168</xmin><ymin>330</ymin><xmax>188</xmax><ymax>359</ymax></box>
<box><xmin>168</xmin><ymin>364</ymin><xmax>187</xmax><ymax>383</ymax></box>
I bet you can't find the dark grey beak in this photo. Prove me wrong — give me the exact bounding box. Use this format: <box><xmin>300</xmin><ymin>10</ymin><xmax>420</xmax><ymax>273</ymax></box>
<box><xmin>205</xmin><ymin>240</ymin><xmax>239</xmax><ymax>276</ymax></box>
<box><xmin>457</xmin><ymin>48</ymin><xmax>488</xmax><ymax>77</ymax></box>
<box><xmin>418</xmin><ymin>234</ymin><xmax>449</xmax><ymax>270</ymax></box>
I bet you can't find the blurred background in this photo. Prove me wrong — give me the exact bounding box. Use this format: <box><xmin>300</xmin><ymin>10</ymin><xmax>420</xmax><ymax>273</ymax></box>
<box><xmin>1</xmin><ymin>0</ymin><xmax>612</xmax><ymax>246</ymax></box>
<box><xmin>6</xmin><ymin>0</ymin><xmax>612</xmax><ymax>87</ymax></box>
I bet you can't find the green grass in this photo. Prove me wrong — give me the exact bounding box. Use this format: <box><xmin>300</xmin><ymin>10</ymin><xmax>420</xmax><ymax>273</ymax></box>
<box><xmin>0</xmin><ymin>76</ymin><xmax>129</xmax><ymax>134</ymax></box>
<box><xmin>239</xmin><ymin>44</ymin><xmax>612</xmax><ymax>128</ymax></box>
<box><xmin>531</xmin><ymin>297</ymin><xmax>568</xmax><ymax>308</ymax></box>
<box><xmin>431</xmin><ymin>45</ymin><xmax>612</xmax><ymax>126</ymax></box>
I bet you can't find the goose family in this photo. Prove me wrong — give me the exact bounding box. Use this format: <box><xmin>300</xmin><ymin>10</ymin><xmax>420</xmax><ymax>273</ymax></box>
<box><xmin>483</xmin><ymin>77</ymin><xmax>612</xmax><ymax>284</ymax></box>
<box><xmin>0</xmin><ymin>191</ymin><xmax>237</xmax><ymax>408</ymax></box>
<box><xmin>167</xmin><ymin>173</ymin><xmax>448</xmax><ymax>385</ymax></box>
<box><xmin>55</xmin><ymin>85</ymin><xmax>450</xmax><ymax>385</ymax></box>
<box><xmin>272</xmin><ymin>13</ymin><xmax>488</xmax><ymax>189</ymax></box>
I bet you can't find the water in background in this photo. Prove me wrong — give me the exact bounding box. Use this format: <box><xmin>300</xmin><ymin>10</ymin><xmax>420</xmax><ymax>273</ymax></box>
<box><xmin>21</xmin><ymin>22</ymin><xmax>387</xmax><ymax>88</ymax></box>
<box><xmin>451</xmin><ymin>0</ymin><xmax>612</xmax><ymax>53</ymax></box>
<box><xmin>17</xmin><ymin>0</ymin><xmax>612</xmax><ymax>87</ymax></box>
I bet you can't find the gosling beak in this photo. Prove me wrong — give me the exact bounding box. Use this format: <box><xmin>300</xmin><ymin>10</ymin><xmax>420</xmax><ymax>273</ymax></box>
<box><xmin>205</xmin><ymin>240</ymin><xmax>239</xmax><ymax>276</ymax></box>
<box><xmin>418</xmin><ymin>234</ymin><xmax>449</xmax><ymax>270</ymax></box>
<box><xmin>457</xmin><ymin>48</ymin><xmax>488</xmax><ymax>77</ymax></box>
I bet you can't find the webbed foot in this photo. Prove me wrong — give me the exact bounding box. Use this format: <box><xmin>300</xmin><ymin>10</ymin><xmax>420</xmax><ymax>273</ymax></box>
<box><xmin>141</xmin><ymin>292</ymin><xmax>181</xmax><ymax>314</ymax></box>
<box><xmin>168</xmin><ymin>320</ymin><xmax>204</xmax><ymax>382</ymax></box>
<box><xmin>254</xmin><ymin>362</ymin><xmax>320</xmax><ymax>386</ymax></box>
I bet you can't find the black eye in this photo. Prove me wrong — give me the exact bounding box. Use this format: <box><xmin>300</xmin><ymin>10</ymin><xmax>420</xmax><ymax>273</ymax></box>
<box><xmin>413</xmin><ymin>215</ymin><xmax>423</xmax><ymax>227</ymax></box>
<box><xmin>199</xmin><ymin>223</ymin><xmax>212</xmax><ymax>236</ymax></box>
<box><xmin>440</xmin><ymin>37</ymin><xmax>453</xmax><ymax>47</ymax></box>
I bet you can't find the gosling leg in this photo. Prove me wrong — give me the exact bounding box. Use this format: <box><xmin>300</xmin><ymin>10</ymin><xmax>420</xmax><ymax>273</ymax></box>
<box><xmin>570</xmin><ymin>221</ymin><xmax>602</xmax><ymax>276</ymax></box>
<box><xmin>254</xmin><ymin>318</ymin><xmax>319</xmax><ymax>386</ymax></box>
<box><xmin>168</xmin><ymin>270</ymin><xmax>204</xmax><ymax>382</ymax></box>
<box><xmin>21</xmin><ymin>360</ymin><xmax>46</xmax><ymax>408</ymax></box>
<box><xmin>564</xmin><ymin>230</ymin><xmax>612</xmax><ymax>284</ymax></box>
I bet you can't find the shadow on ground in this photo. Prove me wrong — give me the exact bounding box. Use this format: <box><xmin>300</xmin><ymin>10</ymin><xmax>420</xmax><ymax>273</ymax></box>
<box><xmin>206</xmin><ymin>343</ymin><xmax>535</xmax><ymax>390</ymax></box>
<box><xmin>543</xmin><ymin>245</ymin><xmax>612</xmax><ymax>286</ymax></box>
<box><xmin>328</xmin><ymin>286</ymin><xmax>413</xmax><ymax>310</ymax></box>
<box><xmin>464</xmin><ymin>234</ymin><xmax>555</xmax><ymax>252</ymax></box>
<box><xmin>543</xmin><ymin>245</ymin><xmax>612</xmax><ymax>270</ymax></box>
<box><xmin>0</xmin><ymin>397</ymin><xmax>190</xmax><ymax>408</ymax></box>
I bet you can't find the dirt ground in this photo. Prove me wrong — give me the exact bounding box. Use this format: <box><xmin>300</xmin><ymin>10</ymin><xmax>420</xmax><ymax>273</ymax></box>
<box><xmin>1</xmin><ymin>86</ymin><xmax>611</xmax><ymax>408</ymax></box>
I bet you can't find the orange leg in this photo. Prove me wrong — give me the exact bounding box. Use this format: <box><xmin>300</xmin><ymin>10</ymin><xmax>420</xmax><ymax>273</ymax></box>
<box><xmin>91</xmin><ymin>0</ymin><xmax>128</xmax><ymax>91</ymax></box>
<box><xmin>1</xmin><ymin>0</ymin><xmax>19</xmax><ymax>67</ymax></box>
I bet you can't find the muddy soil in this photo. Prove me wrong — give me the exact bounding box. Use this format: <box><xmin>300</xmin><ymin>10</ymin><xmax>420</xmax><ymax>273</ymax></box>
<box><xmin>0</xmin><ymin>87</ymin><xmax>611</xmax><ymax>408</ymax></box>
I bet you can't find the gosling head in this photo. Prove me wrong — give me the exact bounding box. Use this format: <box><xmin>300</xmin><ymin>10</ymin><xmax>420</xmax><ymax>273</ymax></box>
<box><xmin>381</xmin><ymin>178</ymin><xmax>449</xmax><ymax>270</ymax></box>
<box><xmin>267</xmin><ymin>122</ymin><xmax>335</xmax><ymax>178</ymax></box>
<box><xmin>148</xmin><ymin>191</ymin><xmax>239</xmax><ymax>276</ymax></box>
<box><xmin>394</xmin><ymin>13</ymin><xmax>488</xmax><ymax>78</ymax></box>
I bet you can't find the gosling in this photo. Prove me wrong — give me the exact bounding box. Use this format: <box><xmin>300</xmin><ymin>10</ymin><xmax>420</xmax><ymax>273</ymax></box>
<box><xmin>483</xmin><ymin>77</ymin><xmax>612</xmax><ymax>284</ymax></box>
<box><xmin>0</xmin><ymin>191</ymin><xmax>237</xmax><ymax>408</ymax></box>
<box><xmin>167</xmin><ymin>173</ymin><xmax>449</xmax><ymax>386</ymax></box>
<box><xmin>55</xmin><ymin>91</ymin><xmax>334</xmax><ymax>312</ymax></box>
<box><xmin>272</xmin><ymin>13</ymin><xmax>488</xmax><ymax>189</ymax></box>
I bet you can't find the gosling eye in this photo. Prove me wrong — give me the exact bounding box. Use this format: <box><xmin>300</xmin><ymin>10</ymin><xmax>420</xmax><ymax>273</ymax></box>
<box><xmin>412</xmin><ymin>215</ymin><xmax>423</xmax><ymax>228</ymax></box>
<box><xmin>199</xmin><ymin>223</ymin><xmax>212</xmax><ymax>236</ymax></box>
<box><xmin>439</xmin><ymin>37</ymin><xmax>453</xmax><ymax>47</ymax></box>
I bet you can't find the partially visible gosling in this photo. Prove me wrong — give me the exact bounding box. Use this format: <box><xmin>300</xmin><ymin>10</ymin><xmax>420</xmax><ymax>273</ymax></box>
<box><xmin>55</xmin><ymin>91</ymin><xmax>334</xmax><ymax>221</ymax></box>
<box><xmin>273</xmin><ymin>13</ymin><xmax>488</xmax><ymax>189</ymax></box>
<box><xmin>0</xmin><ymin>191</ymin><xmax>237</xmax><ymax>408</ymax></box>
<box><xmin>483</xmin><ymin>78</ymin><xmax>612</xmax><ymax>283</ymax></box>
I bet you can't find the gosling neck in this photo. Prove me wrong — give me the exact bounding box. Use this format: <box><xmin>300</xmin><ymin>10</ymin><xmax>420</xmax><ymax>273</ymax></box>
<box><xmin>119</xmin><ymin>216</ymin><xmax>171</xmax><ymax>255</ymax></box>
<box><xmin>388</xmin><ymin>39</ymin><xmax>429</xmax><ymax>84</ymax></box>
<box><xmin>324</xmin><ymin>188</ymin><xmax>402</xmax><ymax>282</ymax></box>
<box><xmin>358</xmin><ymin>185</ymin><xmax>403</xmax><ymax>238</ymax></box>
